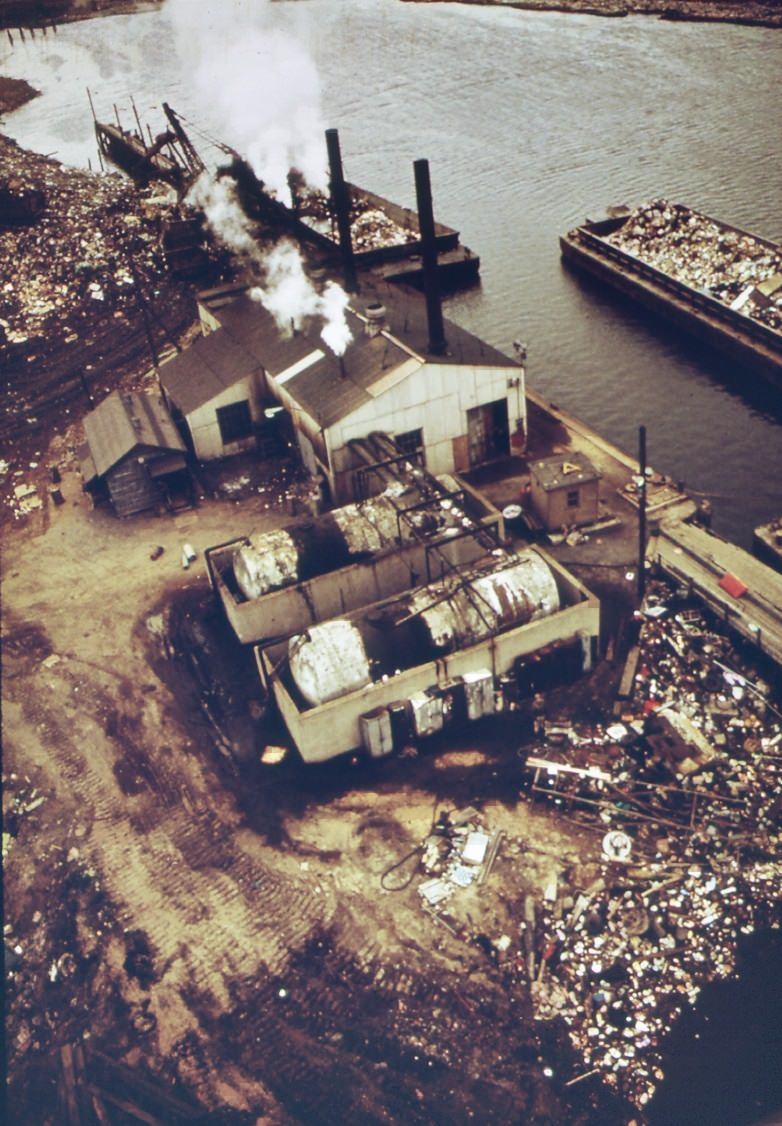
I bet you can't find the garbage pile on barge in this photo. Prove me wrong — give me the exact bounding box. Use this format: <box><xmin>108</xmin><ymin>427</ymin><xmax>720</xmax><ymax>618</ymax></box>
<box><xmin>294</xmin><ymin>182</ymin><xmax>416</xmax><ymax>251</ymax></box>
<box><xmin>605</xmin><ymin>200</ymin><xmax>782</xmax><ymax>332</ymax></box>
<box><xmin>523</xmin><ymin>577</ymin><xmax>781</xmax><ymax>1108</ymax></box>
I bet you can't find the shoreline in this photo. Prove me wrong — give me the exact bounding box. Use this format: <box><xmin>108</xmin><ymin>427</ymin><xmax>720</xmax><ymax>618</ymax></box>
<box><xmin>400</xmin><ymin>0</ymin><xmax>782</xmax><ymax>29</ymax></box>
<box><xmin>0</xmin><ymin>76</ymin><xmax>40</xmax><ymax>116</ymax></box>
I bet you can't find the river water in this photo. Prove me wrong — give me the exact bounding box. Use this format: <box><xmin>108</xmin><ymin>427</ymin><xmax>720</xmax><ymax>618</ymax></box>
<box><xmin>2</xmin><ymin>0</ymin><xmax>782</xmax><ymax>545</ymax></box>
<box><xmin>2</xmin><ymin>3</ymin><xmax>781</xmax><ymax>1121</ymax></box>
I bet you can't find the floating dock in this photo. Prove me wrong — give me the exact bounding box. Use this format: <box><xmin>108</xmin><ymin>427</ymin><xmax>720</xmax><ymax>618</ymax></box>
<box><xmin>560</xmin><ymin>201</ymin><xmax>782</xmax><ymax>384</ymax></box>
<box><xmin>649</xmin><ymin>517</ymin><xmax>782</xmax><ymax>667</ymax></box>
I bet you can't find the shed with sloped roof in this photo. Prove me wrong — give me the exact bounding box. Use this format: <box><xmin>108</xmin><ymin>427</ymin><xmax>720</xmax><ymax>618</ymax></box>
<box><xmin>80</xmin><ymin>390</ymin><xmax>189</xmax><ymax>516</ymax></box>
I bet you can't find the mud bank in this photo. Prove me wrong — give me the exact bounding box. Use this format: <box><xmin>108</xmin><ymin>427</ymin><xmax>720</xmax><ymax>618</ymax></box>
<box><xmin>0</xmin><ymin>77</ymin><xmax>39</xmax><ymax>115</ymax></box>
<box><xmin>402</xmin><ymin>0</ymin><xmax>782</xmax><ymax>29</ymax></box>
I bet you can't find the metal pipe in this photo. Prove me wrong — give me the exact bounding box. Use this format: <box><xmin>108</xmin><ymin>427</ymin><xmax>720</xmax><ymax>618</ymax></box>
<box><xmin>638</xmin><ymin>425</ymin><xmax>647</xmax><ymax>602</ymax></box>
<box><xmin>413</xmin><ymin>159</ymin><xmax>447</xmax><ymax>356</ymax></box>
<box><xmin>325</xmin><ymin>128</ymin><xmax>357</xmax><ymax>293</ymax></box>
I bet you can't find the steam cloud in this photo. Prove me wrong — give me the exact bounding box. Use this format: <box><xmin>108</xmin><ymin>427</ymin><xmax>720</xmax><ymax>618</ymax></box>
<box><xmin>188</xmin><ymin>171</ymin><xmax>352</xmax><ymax>356</ymax></box>
<box><xmin>167</xmin><ymin>0</ymin><xmax>327</xmax><ymax>204</ymax></box>
<box><xmin>250</xmin><ymin>242</ymin><xmax>353</xmax><ymax>356</ymax></box>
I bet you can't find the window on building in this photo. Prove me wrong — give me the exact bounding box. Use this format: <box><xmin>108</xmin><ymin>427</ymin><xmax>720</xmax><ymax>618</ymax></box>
<box><xmin>395</xmin><ymin>427</ymin><xmax>424</xmax><ymax>462</ymax></box>
<box><xmin>566</xmin><ymin>488</ymin><xmax>580</xmax><ymax>508</ymax></box>
<box><xmin>217</xmin><ymin>400</ymin><xmax>253</xmax><ymax>445</ymax></box>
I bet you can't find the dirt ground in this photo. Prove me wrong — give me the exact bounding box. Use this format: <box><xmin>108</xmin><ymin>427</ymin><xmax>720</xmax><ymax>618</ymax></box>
<box><xmin>3</xmin><ymin>446</ymin><xmax>638</xmax><ymax>1124</ymax></box>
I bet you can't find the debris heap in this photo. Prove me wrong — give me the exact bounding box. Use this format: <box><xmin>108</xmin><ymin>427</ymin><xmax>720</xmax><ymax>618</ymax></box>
<box><xmin>0</xmin><ymin>136</ymin><xmax>178</xmax><ymax>357</ymax></box>
<box><xmin>525</xmin><ymin>578</ymin><xmax>782</xmax><ymax>1107</ymax></box>
<box><xmin>294</xmin><ymin>184</ymin><xmax>416</xmax><ymax>250</ymax></box>
<box><xmin>606</xmin><ymin>200</ymin><xmax>782</xmax><ymax>332</ymax></box>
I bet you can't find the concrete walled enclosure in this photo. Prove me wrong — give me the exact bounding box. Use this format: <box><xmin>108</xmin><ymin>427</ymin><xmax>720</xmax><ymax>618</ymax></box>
<box><xmin>206</xmin><ymin>476</ymin><xmax>503</xmax><ymax>644</ymax></box>
<box><xmin>256</xmin><ymin>551</ymin><xmax>599</xmax><ymax>763</ymax></box>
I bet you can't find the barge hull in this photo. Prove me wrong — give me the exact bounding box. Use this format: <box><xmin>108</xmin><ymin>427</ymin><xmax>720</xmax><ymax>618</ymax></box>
<box><xmin>560</xmin><ymin>216</ymin><xmax>782</xmax><ymax>386</ymax></box>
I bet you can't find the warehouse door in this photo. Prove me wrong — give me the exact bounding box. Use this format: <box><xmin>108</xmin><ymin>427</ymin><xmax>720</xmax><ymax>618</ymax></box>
<box><xmin>467</xmin><ymin>400</ymin><xmax>509</xmax><ymax>467</ymax></box>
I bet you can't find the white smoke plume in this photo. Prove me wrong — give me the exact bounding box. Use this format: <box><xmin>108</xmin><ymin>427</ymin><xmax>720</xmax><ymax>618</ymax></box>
<box><xmin>250</xmin><ymin>240</ymin><xmax>353</xmax><ymax>356</ymax></box>
<box><xmin>188</xmin><ymin>172</ymin><xmax>352</xmax><ymax>356</ymax></box>
<box><xmin>166</xmin><ymin>0</ymin><xmax>327</xmax><ymax>204</ymax></box>
<box><xmin>187</xmin><ymin>172</ymin><xmax>256</xmax><ymax>256</ymax></box>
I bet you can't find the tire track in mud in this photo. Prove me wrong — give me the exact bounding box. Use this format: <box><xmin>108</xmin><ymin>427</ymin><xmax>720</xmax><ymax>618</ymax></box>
<box><xmin>8</xmin><ymin>635</ymin><xmax>334</xmax><ymax>1115</ymax></box>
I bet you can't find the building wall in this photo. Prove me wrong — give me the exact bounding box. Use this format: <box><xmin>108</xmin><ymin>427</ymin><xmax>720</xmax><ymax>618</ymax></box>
<box><xmin>106</xmin><ymin>455</ymin><xmax>159</xmax><ymax>517</ymax></box>
<box><xmin>326</xmin><ymin>362</ymin><xmax>519</xmax><ymax>500</ymax></box>
<box><xmin>185</xmin><ymin>372</ymin><xmax>263</xmax><ymax>461</ymax></box>
<box><xmin>530</xmin><ymin>479</ymin><xmax>600</xmax><ymax>531</ymax></box>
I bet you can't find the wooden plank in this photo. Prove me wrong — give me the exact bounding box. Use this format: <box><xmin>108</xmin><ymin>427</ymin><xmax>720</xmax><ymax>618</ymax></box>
<box><xmin>60</xmin><ymin>1045</ymin><xmax>82</xmax><ymax>1126</ymax></box>
<box><xmin>617</xmin><ymin>643</ymin><xmax>641</xmax><ymax>699</ymax></box>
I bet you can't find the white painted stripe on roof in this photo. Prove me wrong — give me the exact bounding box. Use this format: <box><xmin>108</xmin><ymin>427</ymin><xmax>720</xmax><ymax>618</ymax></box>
<box><xmin>274</xmin><ymin>349</ymin><xmax>325</xmax><ymax>386</ymax></box>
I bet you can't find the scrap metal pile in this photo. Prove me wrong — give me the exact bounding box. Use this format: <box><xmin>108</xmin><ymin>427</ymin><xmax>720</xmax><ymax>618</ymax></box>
<box><xmin>605</xmin><ymin>199</ymin><xmax>782</xmax><ymax>332</ymax></box>
<box><xmin>523</xmin><ymin>578</ymin><xmax>781</xmax><ymax>1107</ymax></box>
<box><xmin>416</xmin><ymin>807</ymin><xmax>500</xmax><ymax>915</ymax></box>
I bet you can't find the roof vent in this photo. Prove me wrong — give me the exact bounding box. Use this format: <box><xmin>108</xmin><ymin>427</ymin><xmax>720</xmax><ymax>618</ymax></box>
<box><xmin>364</xmin><ymin>302</ymin><xmax>387</xmax><ymax>337</ymax></box>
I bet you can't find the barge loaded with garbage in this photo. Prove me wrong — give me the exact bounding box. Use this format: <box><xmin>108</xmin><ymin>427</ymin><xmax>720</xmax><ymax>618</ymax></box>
<box><xmin>560</xmin><ymin>200</ymin><xmax>782</xmax><ymax>383</ymax></box>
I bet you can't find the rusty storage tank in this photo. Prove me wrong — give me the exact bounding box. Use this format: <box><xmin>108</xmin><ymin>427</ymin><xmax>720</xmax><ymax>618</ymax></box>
<box><xmin>289</xmin><ymin>620</ymin><xmax>372</xmax><ymax>707</ymax></box>
<box><xmin>233</xmin><ymin>488</ymin><xmax>453</xmax><ymax>600</ymax></box>
<box><xmin>287</xmin><ymin>551</ymin><xmax>560</xmax><ymax>706</ymax></box>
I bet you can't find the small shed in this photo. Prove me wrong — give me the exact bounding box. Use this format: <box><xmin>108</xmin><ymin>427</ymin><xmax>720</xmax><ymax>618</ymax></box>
<box><xmin>158</xmin><ymin>330</ymin><xmax>265</xmax><ymax>461</ymax></box>
<box><xmin>80</xmin><ymin>390</ymin><xmax>189</xmax><ymax>517</ymax></box>
<box><xmin>529</xmin><ymin>451</ymin><xmax>601</xmax><ymax>531</ymax></box>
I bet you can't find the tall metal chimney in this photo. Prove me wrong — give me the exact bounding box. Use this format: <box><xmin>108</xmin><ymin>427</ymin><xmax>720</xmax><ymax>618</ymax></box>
<box><xmin>413</xmin><ymin>158</ymin><xmax>447</xmax><ymax>356</ymax></box>
<box><xmin>325</xmin><ymin>128</ymin><xmax>358</xmax><ymax>294</ymax></box>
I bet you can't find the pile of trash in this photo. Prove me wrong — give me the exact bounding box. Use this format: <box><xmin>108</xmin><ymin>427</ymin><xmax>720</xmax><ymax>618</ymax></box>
<box><xmin>523</xmin><ymin>578</ymin><xmax>781</xmax><ymax>1107</ymax></box>
<box><xmin>0</xmin><ymin>136</ymin><xmax>184</xmax><ymax>358</ymax></box>
<box><xmin>605</xmin><ymin>199</ymin><xmax>782</xmax><ymax>332</ymax></box>
<box><xmin>295</xmin><ymin>184</ymin><xmax>416</xmax><ymax>251</ymax></box>
<box><xmin>417</xmin><ymin>806</ymin><xmax>500</xmax><ymax>914</ymax></box>
<box><xmin>350</xmin><ymin>206</ymin><xmax>414</xmax><ymax>251</ymax></box>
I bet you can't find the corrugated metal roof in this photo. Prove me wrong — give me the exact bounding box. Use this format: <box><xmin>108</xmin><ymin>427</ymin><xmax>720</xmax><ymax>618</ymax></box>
<box><xmin>158</xmin><ymin>330</ymin><xmax>262</xmax><ymax>416</ymax></box>
<box><xmin>83</xmin><ymin>391</ymin><xmax>185</xmax><ymax>478</ymax></box>
<box><xmin>201</xmin><ymin>280</ymin><xmax>518</xmax><ymax>428</ymax></box>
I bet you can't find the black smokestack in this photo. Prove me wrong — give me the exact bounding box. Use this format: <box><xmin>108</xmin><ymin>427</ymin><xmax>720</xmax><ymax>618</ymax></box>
<box><xmin>326</xmin><ymin>128</ymin><xmax>358</xmax><ymax>294</ymax></box>
<box><xmin>413</xmin><ymin>158</ymin><xmax>447</xmax><ymax>356</ymax></box>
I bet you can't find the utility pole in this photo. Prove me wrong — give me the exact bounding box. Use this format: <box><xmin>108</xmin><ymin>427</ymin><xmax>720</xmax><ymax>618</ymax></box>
<box><xmin>637</xmin><ymin>425</ymin><xmax>647</xmax><ymax>603</ymax></box>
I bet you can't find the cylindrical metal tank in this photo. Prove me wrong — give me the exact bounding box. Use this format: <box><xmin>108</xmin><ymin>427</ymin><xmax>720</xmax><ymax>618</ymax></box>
<box><xmin>408</xmin><ymin>551</ymin><xmax>560</xmax><ymax>652</ymax></box>
<box><xmin>233</xmin><ymin>528</ymin><xmax>299</xmax><ymax>601</ymax></box>
<box><xmin>289</xmin><ymin>620</ymin><xmax>371</xmax><ymax>707</ymax></box>
<box><xmin>232</xmin><ymin>494</ymin><xmax>404</xmax><ymax>601</ymax></box>
<box><xmin>287</xmin><ymin>551</ymin><xmax>561</xmax><ymax>706</ymax></box>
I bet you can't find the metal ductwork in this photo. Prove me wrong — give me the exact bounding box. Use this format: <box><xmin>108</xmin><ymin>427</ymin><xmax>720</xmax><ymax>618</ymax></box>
<box><xmin>413</xmin><ymin>158</ymin><xmax>447</xmax><ymax>356</ymax></box>
<box><xmin>325</xmin><ymin>128</ymin><xmax>358</xmax><ymax>294</ymax></box>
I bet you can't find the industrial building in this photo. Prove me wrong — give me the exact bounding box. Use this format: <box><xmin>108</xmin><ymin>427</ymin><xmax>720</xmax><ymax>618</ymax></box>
<box><xmin>159</xmin><ymin>156</ymin><xmax>525</xmax><ymax>498</ymax></box>
<box><xmin>79</xmin><ymin>390</ymin><xmax>190</xmax><ymax>516</ymax></box>
<box><xmin>156</xmin><ymin>328</ymin><xmax>265</xmax><ymax>462</ymax></box>
<box><xmin>159</xmin><ymin>279</ymin><xmax>525</xmax><ymax>501</ymax></box>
